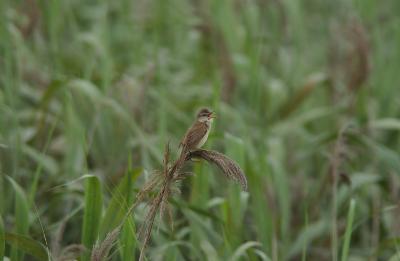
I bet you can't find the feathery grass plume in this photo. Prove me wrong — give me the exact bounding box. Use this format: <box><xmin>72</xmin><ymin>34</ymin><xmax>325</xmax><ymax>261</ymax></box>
<box><xmin>192</xmin><ymin>7</ymin><xmax>237</xmax><ymax>103</ymax></box>
<box><xmin>345</xmin><ymin>18</ymin><xmax>370</xmax><ymax>92</ymax></box>
<box><xmin>57</xmin><ymin>244</ymin><xmax>87</xmax><ymax>261</ymax></box>
<box><xmin>89</xmin><ymin>190</ymin><xmax>143</xmax><ymax>261</ymax></box>
<box><xmin>91</xmin><ymin>226</ymin><xmax>121</xmax><ymax>261</ymax></box>
<box><xmin>187</xmin><ymin>149</ymin><xmax>248</xmax><ymax>191</ymax></box>
<box><xmin>328</xmin><ymin>17</ymin><xmax>370</xmax><ymax>98</ymax></box>
<box><xmin>135</xmin><ymin>171</ymin><xmax>163</xmax><ymax>203</ymax></box>
<box><xmin>135</xmin><ymin>144</ymin><xmax>247</xmax><ymax>260</ymax></box>
<box><xmin>138</xmin><ymin>143</ymin><xmax>175</xmax><ymax>261</ymax></box>
<box><xmin>90</xmin><ymin>146</ymin><xmax>174</xmax><ymax>261</ymax></box>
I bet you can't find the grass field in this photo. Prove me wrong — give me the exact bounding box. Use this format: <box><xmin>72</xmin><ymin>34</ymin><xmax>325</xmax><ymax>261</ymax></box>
<box><xmin>1</xmin><ymin>0</ymin><xmax>400</xmax><ymax>260</ymax></box>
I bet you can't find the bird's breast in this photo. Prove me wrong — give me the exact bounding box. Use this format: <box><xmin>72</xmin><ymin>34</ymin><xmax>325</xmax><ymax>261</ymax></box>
<box><xmin>196</xmin><ymin>121</ymin><xmax>211</xmax><ymax>148</ymax></box>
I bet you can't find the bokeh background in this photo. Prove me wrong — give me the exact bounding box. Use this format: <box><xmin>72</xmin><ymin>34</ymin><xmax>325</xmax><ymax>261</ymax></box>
<box><xmin>1</xmin><ymin>0</ymin><xmax>400</xmax><ymax>260</ymax></box>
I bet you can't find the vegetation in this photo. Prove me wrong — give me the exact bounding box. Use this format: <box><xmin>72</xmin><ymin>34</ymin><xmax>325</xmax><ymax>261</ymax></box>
<box><xmin>1</xmin><ymin>0</ymin><xmax>400</xmax><ymax>260</ymax></box>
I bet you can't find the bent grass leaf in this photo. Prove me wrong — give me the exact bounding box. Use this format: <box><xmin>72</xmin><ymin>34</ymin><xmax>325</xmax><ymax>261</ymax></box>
<box><xmin>22</xmin><ymin>144</ymin><xmax>58</xmax><ymax>175</ymax></box>
<box><xmin>231</xmin><ymin>241</ymin><xmax>264</xmax><ymax>261</ymax></box>
<box><xmin>5</xmin><ymin>232</ymin><xmax>50</xmax><ymax>260</ymax></box>
<box><xmin>278</xmin><ymin>73</ymin><xmax>327</xmax><ymax>119</ymax></box>
<box><xmin>370</xmin><ymin>118</ymin><xmax>400</xmax><ymax>131</ymax></box>
<box><xmin>288</xmin><ymin>220</ymin><xmax>329</xmax><ymax>258</ymax></box>
<box><xmin>153</xmin><ymin>240</ymin><xmax>202</xmax><ymax>260</ymax></box>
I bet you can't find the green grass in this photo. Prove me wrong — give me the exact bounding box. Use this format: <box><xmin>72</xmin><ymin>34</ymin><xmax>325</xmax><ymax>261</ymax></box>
<box><xmin>341</xmin><ymin>198</ymin><xmax>356</xmax><ymax>261</ymax></box>
<box><xmin>1</xmin><ymin>0</ymin><xmax>400</xmax><ymax>260</ymax></box>
<box><xmin>81</xmin><ymin>175</ymin><xmax>103</xmax><ymax>261</ymax></box>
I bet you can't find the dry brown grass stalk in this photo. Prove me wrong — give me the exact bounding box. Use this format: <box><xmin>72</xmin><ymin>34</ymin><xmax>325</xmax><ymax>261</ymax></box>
<box><xmin>91</xmin><ymin>226</ymin><xmax>122</xmax><ymax>261</ymax></box>
<box><xmin>345</xmin><ymin>19</ymin><xmax>370</xmax><ymax>92</ymax></box>
<box><xmin>187</xmin><ymin>149</ymin><xmax>248</xmax><ymax>191</ymax></box>
<box><xmin>93</xmin><ymin>142</ymin><xmax>247</xmax><ymax>261</ymax></box>
<box><xmin>192</xmin><ymin>3</ymin><xmax>237</xmax><ymax>103</ymax></box>
<box><xmin>57</xmin><ymin>244</ymin><xmax>87</xmax><ymax>261</ymax></box>
<box><xmin>328</xmin><ymin>18</ymin><xmax>370</xmax><ymax>104</ymax></box>
<box><xmin>137</xmin><ymin>145</ymin><xmax>247</xmax><ymax>260</ymax></box>
<box><xmin>52</xmin><ymin>217</ymin><xmax>88</xmax><ymax>261</ymax></box>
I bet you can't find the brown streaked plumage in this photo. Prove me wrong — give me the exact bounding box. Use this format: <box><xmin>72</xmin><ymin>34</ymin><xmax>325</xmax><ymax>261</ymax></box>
<box><xmin>180</xmin><ymin>121</ymin><xmax>208</xmax><ymax>150</ymax></box>
<box><xmin>177</xmin><ymin>108</ymin><xmax>215</xmax><ymax>165</ymax></box>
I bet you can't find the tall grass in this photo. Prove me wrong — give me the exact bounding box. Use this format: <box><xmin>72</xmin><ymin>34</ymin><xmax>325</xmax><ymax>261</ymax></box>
<box><xmin>1</xmin><ymin>0</ymin><xmax>400</xmax><ymax>260</ymax></box>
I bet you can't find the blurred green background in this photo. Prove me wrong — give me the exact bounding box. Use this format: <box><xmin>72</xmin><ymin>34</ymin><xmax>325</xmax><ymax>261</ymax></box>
<box><xmin>1</xmin><ymin>0</ymin><xmax>400</xmax><ymax>260</ymax></box>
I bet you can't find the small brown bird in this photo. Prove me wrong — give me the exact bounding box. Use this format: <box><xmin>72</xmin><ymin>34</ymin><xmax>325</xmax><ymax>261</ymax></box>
<box><xmin>177</xmin><ymin>108</ymin><xmax>215</xmax><ymax>164</ymax></box>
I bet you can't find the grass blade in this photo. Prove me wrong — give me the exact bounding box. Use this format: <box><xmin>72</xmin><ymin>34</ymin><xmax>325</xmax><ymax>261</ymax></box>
<box><xmin>119</xmin><ymin>218</ymin><xmax>136</xmax><ymax>261</ymax></box>
<box><xmin>0</xmin><ymin>215</ymin><xmax>4</xmax><ymax>260</ymax></box>
<box><xmin>99</xmin><ymin>168</ymin><xmax>141</xmax><ymax>239</ymax></box>
<box><xmin>81</xmin><ymin>175</ymin><xmax>103</xmax><ymax>261</ymax></box>
<box><xmin>7</xmin><ymin>177</ymin><xmax>30</xmax><ymax>261</ymax></box>
<box><xmin>231</xmin><ymin>241</ymin><xmax>262</xmax><ymax>261</ymax></box>
<box><xmin>341</xmin><ymin>199</ymin><xmax>356</xmax><ymax>261</ymax></box>
<box><xmin>370</xmin><ymin>118</ymin><xmax>400</xmax><ymax>131</ymax></box>
<box><xmin>5</xmin><ymin>232</ymin><xmax>49</xmax><ymax>260</ymax></box>
<box><xmin>278</xmin><ymin>73</ymin><xmax>327</xmax><ymax>119</ymax></box>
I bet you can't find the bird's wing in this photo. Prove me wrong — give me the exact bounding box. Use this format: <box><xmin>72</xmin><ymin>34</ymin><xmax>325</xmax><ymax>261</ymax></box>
<box><xmin>181</xmin><ymin>121</ymin><xmax>208</xmax><ymax>150</ymax></box>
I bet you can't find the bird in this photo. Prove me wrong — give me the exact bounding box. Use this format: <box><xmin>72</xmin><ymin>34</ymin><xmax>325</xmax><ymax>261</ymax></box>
<box><xmin>176</xmin><ymin>108</ymin><xmax>215</xmax><ymax>166</ymax></box>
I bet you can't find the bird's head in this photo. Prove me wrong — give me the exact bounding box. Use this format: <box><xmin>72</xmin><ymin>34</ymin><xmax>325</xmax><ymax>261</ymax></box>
<box><xmin>196</xmin><ymin>108</ymin><xmax>216</xmax><ymax>122</ymax></box>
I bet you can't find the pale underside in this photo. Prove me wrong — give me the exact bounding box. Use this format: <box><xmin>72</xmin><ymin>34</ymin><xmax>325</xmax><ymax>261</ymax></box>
<box><xmin>196</xmin><ymin>122</ymin><xmax>211</xmax><ymax>148</ymax></box>
<box><xmin>180</xmin><ymin>118</ymin><xmax>213</xmax><ymax>152</ymax></box>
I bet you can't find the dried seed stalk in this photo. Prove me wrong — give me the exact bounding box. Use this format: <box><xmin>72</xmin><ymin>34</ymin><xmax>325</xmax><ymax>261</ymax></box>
<box><xmin>91</xmin><ymin>226</ymin><xmax>121</xmax><ymax>261</ymax></box>
<box><xmin>187</xmin><ymin>149</ymin><xmax>248</xmax><ymax>191</ymax></box>
<box><xmin>137</xmin><ymin>146</ymin><xmax>248</xmax><ymax>260</ymax></box>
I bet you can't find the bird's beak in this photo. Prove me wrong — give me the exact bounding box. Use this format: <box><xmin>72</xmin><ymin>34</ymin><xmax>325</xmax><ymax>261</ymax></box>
<box><xmin>208</xmin><ymin>112</ymin><xmax>216</xmax><ymax>119</ymax></box>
